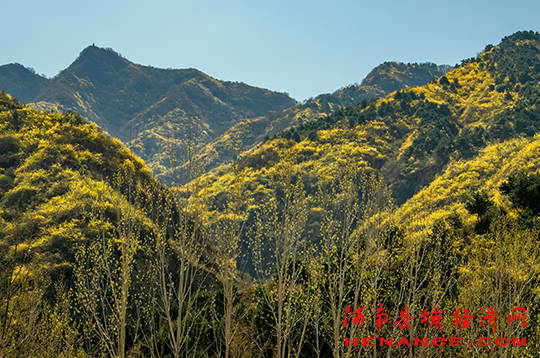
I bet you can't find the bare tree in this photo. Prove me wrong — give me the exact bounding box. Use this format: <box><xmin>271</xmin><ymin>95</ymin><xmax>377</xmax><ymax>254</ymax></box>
<box><xmin>208</xmin><ymin>162</ymin><xmax>248</xmax><ymax>358</ymax></box>
<box><xmin>251</xmin><ymin>152</ymin><xmax>310</xmax><ymax>358</ymax></box>
<box><xmin>150</xmin><ymin>179</ymin><xmax>208</xmax><ymax>358</ymax></box>
<box><xmin>314</xmin><ymin>167</ymin><xmax>393</xmax><ymax>358</ymax></box>
<box><xmin>74</xmin><ymin>167</ymin><xmax>142</xmax><ymax>358</ymax></box>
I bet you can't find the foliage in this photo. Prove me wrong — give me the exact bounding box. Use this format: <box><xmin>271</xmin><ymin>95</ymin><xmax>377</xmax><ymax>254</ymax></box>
<box><xmin>193</xmin><ymin>31</ymin><xmax>539</xmax><ymax>218</ymax></box>
<box><xmin>0</xmin><ymin>91</ymin><xmax>172</xmax><ymax>356</ymax></box>
<box><xmin>500</xmin><ymin>170</ymin><xmax>540</xmax><ymax>222</ymax></box>
<box><xmin>176</xmin><ymin>62</ymin><xmax>449</xmax><ymax>184</ymax></box>
<box><xmin>0</xmin><ymin>31</ymin><xmax>539</xmax><ymax>357</ymax></box>
<box><xmin>0</xmin><ymin>46</ymin><xmax>296</xmax><ymax>181</ymax></box>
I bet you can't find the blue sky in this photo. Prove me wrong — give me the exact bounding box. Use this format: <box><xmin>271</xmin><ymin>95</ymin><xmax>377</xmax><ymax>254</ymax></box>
<box><xmin>3</xmin><ymin>0</ymin><xmax>539</xmax><ymax>100</ymax></box>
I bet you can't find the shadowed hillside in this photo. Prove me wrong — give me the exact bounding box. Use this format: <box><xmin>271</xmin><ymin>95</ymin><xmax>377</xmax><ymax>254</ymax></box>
<box><xmin>0</xmin><ymin>46</ymin><xmax>296</xmax><ymax>178</ymax></box>
<box><xmin>166</xmin><ymin>62</ymin><xmax>449</xmax><ymax>184</ymax></box>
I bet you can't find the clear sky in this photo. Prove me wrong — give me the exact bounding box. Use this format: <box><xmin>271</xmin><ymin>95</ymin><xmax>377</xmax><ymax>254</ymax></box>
<box><xmin>3</xmin><ymin>0</ymin><xmax>539</xmax><ymax>100</ymax></box>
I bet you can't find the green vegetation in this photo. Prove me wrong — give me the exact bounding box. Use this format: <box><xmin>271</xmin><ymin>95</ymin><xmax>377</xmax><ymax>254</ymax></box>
<box><xmin>177</xmin><ymin>62</ymin><xmax>449</xmax><ymax>185</ymax></box>
<box><xmin>193</xmin><ymin>31</ymin><xmax>539</xmax><ymax>214</ymax></box>
<box><xmin>0</xmin><ymin>91</ymin><xmax>181</xmax><ymax>356</ymax></box>
<box><xmin>0</xmin><ymin>91</ymin><xmax>159</xmax><ymax>275</ymax></box>
<box><xmin>0</xmin><ymin>46</ymin><xmax>296</xmax><ymax>181</ymax></box>
<box><xmin>394</xmin><ymin>135</ymin><xmax>540</xmax><ymax>240</ymax></box>
<box><xmin>0</xmin><ymin>31</ymin><xmax>538</xmax><ymax>357</ymax></box>
<box><xmin>0</xmin><ymin>54</ymin><xmax>448</xmax><ymax>186</ymax></box>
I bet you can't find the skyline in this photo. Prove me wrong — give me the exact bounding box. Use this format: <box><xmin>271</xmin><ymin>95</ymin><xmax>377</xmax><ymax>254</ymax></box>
<box><xmin>3</xmin><ymin>0</ymin><xmax>539</xmax><ymax>100</ymax></box>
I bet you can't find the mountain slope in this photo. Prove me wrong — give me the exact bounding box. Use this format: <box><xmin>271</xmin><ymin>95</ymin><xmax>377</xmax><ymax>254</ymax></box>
<box><xmin>168</xmin><ymin>62</ymin><xmax>449</xmax><ymax>184</ymax></box>
<box><xmin>0</xmin><ymin>46</ymin><xmax>296</xmax><ymax>177</ymax></box>
<box><xmin>189</xmin><ymin>31</ymin><xmax>539</xmax><ymax>217</ymax></box>
<box><xmin>0</xmin><ymin>64</ymin><xmax>48</xmax><ymax>103</ymax></box>
<box><xmin>0</xmin><ymin>91</ymin><xmax>212</xmax><ymax>356</ymax></box>
<box><xmin>0</xmin><ymin>90</ymin><xmax>170</xmax><ymax>279</ymax></box>
<box><xmin>393</xmin><ymin>134</ymin><xmax>540</xmax><ymax>239</ymax></box>
<box><xmin>0</xmin><ymin>49</ymin><xmax>449</xmax><ymax>185</ymax></box>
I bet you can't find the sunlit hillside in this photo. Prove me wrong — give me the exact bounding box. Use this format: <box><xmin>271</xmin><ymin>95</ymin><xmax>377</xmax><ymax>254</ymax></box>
<box><xmin>393</xmin><ymin>134</ymin><xmax>540</xmax><ymax>239</ymax></box>
<box><xmin>0</xmin><ymin>46</ymin><xmax>296</xmax><ymax>179</ymax></box>
<box><xmin>166</xmin><ymin>62</ymin><xmax>448</xmax><ymax>184</ymax></box>
<box><xmin>0</xmin><ymin>30</ymin><xmax>538</xmax><ymax>358</ymax></box>
<box><xmin>191</xmin><ymin>31</ymin><xmax>539</xmax><ymax>215</ymax></box>
<box><xmin>0</xmin><ymin>89</ymin><xmax>186</xmax><ymax>288</ymax></box>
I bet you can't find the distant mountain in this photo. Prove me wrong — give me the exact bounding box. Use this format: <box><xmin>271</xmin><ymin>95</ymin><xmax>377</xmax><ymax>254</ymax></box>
<box><xmin>360</xmin><ymin>61</ymin><xmax>451</xmax><ymax>93</ymax></box>
<box><xmin>0</xmin><ymin>50</ymin><xmax>449</xmax><ymax>184</ymax></box>
<box><xmin>167</xmin><ymin>62</ymin><xmax>449</xmax><ymax>184</ymax></box>
<box><xmin>0</xmin><ymin>63</ymin><xmax>48</xmax><ymax>102</ymax></box>
<box><xmin>0</xmin><ymin>45</ymin><xmax>296</xmax><ymax>176</ymax></box>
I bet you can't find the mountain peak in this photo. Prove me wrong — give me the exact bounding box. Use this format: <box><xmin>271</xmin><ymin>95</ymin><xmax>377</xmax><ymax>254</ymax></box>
<box><xmin>360</xmin><ymin>61</ymin><xmax>449</xmax><ymax>93</ymax></box>
<box><xmin>74</xmin><ymin>45</ymin><xmax>127</xmax><ymax>67</ymax></box>
<box><xmin>57</xmin><ymin>45</ymin><xmax>134</xmax><ymax>83</ymax></box>
<box><xmin>79</xmin><ymin>44</ymin><xmax>123</xmax><ymax>58</ymax></box>
<box><xmin>0</xmin><ymin>63</ymin><xmax>46</xmax><ymax>77</ymax></box>
<box><xmin>0</xmin><ymin>63</ymin><xmax>49</xmax><ymax>103</ymax></box>
<box><xmin>0</xmin><ymin>62</ymin><xmax>29</xmax><ymax>71</ymax></box>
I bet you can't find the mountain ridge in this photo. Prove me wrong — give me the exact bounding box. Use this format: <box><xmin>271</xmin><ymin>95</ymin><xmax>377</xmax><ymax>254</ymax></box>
<box><xmin>0</xmin><ymin>45</ymin><xmax>297</xmax><ymax>177</ymax></box>
<box><xmin>189</xmin><ymin>30</ymin><xmax>539</xmax><ymax>216</ymax></box>
<box><xmin>164</xmin><ymin>61</ymin><xmax>450</xmax><ymax>184</ymax></box>
<box><xmin>0</xmin><ymin>48</ymin><xmax>449</xmax><ymax>184</ymax></box>
<box><xmin>0</xmin><ymin>63</ymin><xmax>48</xmax><ymax>103</ymax></box>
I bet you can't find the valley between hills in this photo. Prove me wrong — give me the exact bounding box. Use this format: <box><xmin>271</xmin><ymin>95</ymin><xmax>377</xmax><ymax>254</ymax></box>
<box><xmin>0</xmin><ymin>31</ymin><xmax>538</xmax><ymax>357</ymax></box>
